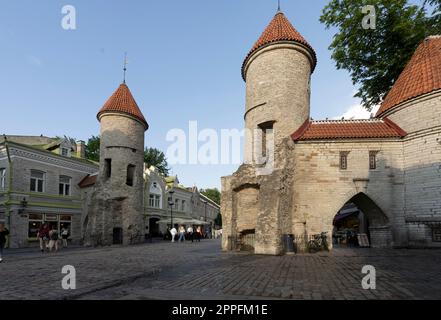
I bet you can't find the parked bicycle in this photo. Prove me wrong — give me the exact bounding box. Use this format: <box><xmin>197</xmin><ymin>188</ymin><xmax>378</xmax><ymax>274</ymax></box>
<box><xmin>307</xmin><ymin>232</ymin><xmax>329</xmax><ymax>253</ymax></box>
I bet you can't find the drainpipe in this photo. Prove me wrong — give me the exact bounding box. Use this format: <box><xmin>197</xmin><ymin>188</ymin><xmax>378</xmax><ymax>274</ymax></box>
<box><xmin>3</xmin><ymin>135</ymin><xmax>12</xmax><ymax>248</ymax></box>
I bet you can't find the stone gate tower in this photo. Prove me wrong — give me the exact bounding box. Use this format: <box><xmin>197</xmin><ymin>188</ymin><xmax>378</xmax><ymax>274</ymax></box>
<box><xmin>242</xmin><ymin>10</ymin><xmax>316</xmax><ymax>165</ymax></box>
<box><xmin>84</xmin><ymin>82</ymin><xmax>148</xmax><ymax>246</ymax></box>
<box><xmin>222</xmin><ymin>10</ymin><xmax>317</xmax><ymax>255</ymax></box>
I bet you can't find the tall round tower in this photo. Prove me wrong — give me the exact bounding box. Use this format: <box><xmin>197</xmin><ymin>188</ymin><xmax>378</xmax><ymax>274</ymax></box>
<box><xmin>95</xmin><ymin>82</ymin><xmax>148</xmax><ymax>245</ymax></box>
<box><xmin>242</xmin><ymin>10</ymin><xmax>316</xmax><ymax>164</ymax></box>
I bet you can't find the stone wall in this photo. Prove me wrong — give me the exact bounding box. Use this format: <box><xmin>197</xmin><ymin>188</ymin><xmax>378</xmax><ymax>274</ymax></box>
<box><xmin>85</xmin><ymin>114</ymin><xmax>146</xmax><ymax>246</ymax></box>
<box><xmin>292</xmin><ymin>139</ymin><xmax>405</xmax><ymax>247</ymax></box>
<box><xmin>243</xmin><ymin>44</ymin><xmax>312</xmax><ymax>163</ymax></box>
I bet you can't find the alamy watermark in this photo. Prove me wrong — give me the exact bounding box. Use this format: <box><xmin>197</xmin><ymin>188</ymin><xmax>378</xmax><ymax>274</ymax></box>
<box><xmin>61</xmin><ymin>265</ymin><xmax>76</xmax><ymax>290</ymax></box>
<box><xmin>361</xmin><ymin>265</ymin><xmax>376</xmax><ymax>290</ymax></box>
<box><xmin>165</xmin><ymin>121</ymin><xmax>275</xmax><ymax>175</ymax></box>
<box><xmin>61</xmin><ymin>5</ymin><xmax>76</xmax><ymax>30</ymax></box>
<box><xmin>362</xmin><ymin>5</ymin><xmax>376</xmax><ymax>30</ymax></box>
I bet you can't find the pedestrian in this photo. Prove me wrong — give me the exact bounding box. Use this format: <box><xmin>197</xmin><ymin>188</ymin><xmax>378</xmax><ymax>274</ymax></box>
<box><xmin>48</xmin><ymin>227</ymin><xmax>59</xmax><ymax>252</ymax></box>
<box><xmin>187</xmin><ymin>225</ymin><xmax>194</xmax><ymax>242</ymax></box>
<box><xmin>196</xmin><ymin>226</ymin><xmax>202</xmax><ymax>242</ymax></box>
<box><xmin>170</xmin><ymin>227</ymin><xmax>177</xmax><ymax>243</ymax></box>
<box><xmin>61</xmin><ymin>227</ymin><xmax>69</xmax><ymax>248</ymax></box>
<box><xmin>178</xmin><ymin>225</ymin><xmax>186</xmax><ymax>242</ymax></box>
<box><xmin>0</xmin><ymin>223</ymin><xmax>10</xmax><ymax>263</ymax></box>
<box><xmin>37</xmin><ymin>223</ymin><xmax>50</xmax><ymax>253</ymax></box>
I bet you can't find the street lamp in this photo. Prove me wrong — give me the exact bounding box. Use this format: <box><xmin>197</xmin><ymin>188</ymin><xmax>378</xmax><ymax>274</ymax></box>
<box><xmin>201</xmin><ymin>199</ymin><xmax>208</xmax><ymax>238</ymax></box>
<box><xmin>168</xmin><ymin>189</ymin><xmax>175</xmax><ymax>229</ymax></box>
<box><xmin>203</xmin><ymin>200</ymin><xmax>207</xmax><ymax>222</ymax></box>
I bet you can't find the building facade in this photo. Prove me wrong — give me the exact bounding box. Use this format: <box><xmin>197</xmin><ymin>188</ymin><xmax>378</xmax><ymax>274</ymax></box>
<box><xmin>144</xmin><ymin>168</ymin><xmax>220</xmax><ymax>237</ymax></box>
<box><xmin>0</xmin><ymin>136</ymin><xmax>98</xmax><ymax>248</ymax></box>
<box><xmin>222</xmin><ymin>10</ymin><xmax>441</xmax><ymax>254</ymax></box>
<box><xmin>1</xmin><ymin>83</ymin><xmax>220</xmax><ymax>248</ymax></box>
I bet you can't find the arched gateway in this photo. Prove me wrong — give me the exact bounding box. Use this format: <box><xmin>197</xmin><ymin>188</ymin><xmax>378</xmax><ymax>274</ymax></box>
<box><xmin>332</xmin><ymin>193</ymin><xmax>392</xmax><ymax>248</ymax></box>
<box><xmin>221</xmin><ymin>9</ymin><xmax>441</xmax><ymax>255</ymax></box>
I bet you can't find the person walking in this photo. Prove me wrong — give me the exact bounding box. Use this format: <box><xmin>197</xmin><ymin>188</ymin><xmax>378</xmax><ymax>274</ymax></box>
<box><xmin>0</xmin><ymin>223</ymin><xmax>10</xmax><ymax>263</ymax></box>
<box><xmin>48</xmin><ymin>227</ymin><xmax>59</xmax><ymax>252</ymax></box>
<box><xmin>196</xmin><ymin>226</ymin><xmax>202</xmax><ymax>242</ymax></box>
<box><xmin>61</xmin><ymin>227</ymin><xmax>69</xmax><ymax>248</ymax></box>
<box><xmin>37</xmin><ymin>223</ymin><xmax>50</xmax><ymax>253</ymax></box>
<box><xmin>187</xmin><ymin>226</ymin><xmax>194</xmax><ymax>242</ymax></box>
<box><xmin>170</xmin><ymin>227</ymin><xmax>177</xmax><ymax>243</ymax></box>
<box><xmin>178</xmin><ymin>225</ymin><xmax>186</xmax><ymax>243</ymax></box>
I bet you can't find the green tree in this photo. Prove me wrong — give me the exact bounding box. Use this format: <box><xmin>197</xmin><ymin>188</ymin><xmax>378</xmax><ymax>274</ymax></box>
<box><xmin>200</xmin><ymin>188</ymin><xmax>221</xmax><ymax>205</ymax></box>
<box><xmin>214</xmin><ymin>212</ymin><xmax>222</xmax><ymax>227</ymax></box>
<box><xmin>320</xmin><ymin>0</ymin><xmax>440</xmax><ymax>110</ymax></box>
<box><xmin>144</xmin><ymin>147</ymin><xmax>170</xmax><ymax>176</ymax></box>
<box><xmin>85</xmin><ymin>135</ymin><xmax>100</xmax><ymax>162</ymax></box>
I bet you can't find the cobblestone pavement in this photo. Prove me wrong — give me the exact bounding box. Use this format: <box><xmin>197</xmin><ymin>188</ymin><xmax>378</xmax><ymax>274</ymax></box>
<box><xmin>1</xmin><ymin>239</ymin><xmax>441</xmax><ymax>300</ymax></box>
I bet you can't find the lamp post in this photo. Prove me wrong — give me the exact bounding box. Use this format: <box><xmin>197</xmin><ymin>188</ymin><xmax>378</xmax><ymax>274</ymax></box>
<box><xmin>201</xmin><ymin>199</ymin><xmax>208</xmax><ymax>238</ymax></box>
<box><xmin>168</xmin><ymin>189</ymin><xmax>175</xmax><ymax>229</ymax></box>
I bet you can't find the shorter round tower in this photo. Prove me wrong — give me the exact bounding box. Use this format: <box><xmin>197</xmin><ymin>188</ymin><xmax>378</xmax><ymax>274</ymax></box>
<box><xmin>95</xmin><ymin>82</ymin><xmax>148</xmax><ymax>245</ymax></box>
<box><xmin>242</xmin><ymin>11</ymin><xmax>316</xmax><ymax>164</ymax></box>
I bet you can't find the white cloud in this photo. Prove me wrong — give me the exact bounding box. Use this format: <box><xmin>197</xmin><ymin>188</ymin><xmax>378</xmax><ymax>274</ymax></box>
<box><xmin>332</xmin><ymin>104</ymin><xmax>380</xmax><ymax>120</ymax></box>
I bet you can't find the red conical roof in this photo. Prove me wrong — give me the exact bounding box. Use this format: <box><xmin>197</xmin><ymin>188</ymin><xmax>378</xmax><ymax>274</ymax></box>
<box><xmin>97</xmin><ymin>83</ymin><xmax>148</xmax><ymax>129</ymax></box>
<box><xmin>242</xmin><ymin>11</ymin><xmax>317</xmax><ymax>79</ymax></box>
<box><xmin>376</xmin><ymin>36</ymin><xmax>441</xmax><ymax>117</ymax></box>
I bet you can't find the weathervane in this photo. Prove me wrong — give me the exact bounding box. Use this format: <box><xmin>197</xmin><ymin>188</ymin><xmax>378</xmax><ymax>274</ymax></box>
<box><xmin>123</xmin><ymin>52</ymin><xmax>128</xmax><ymax>84</ymax></box>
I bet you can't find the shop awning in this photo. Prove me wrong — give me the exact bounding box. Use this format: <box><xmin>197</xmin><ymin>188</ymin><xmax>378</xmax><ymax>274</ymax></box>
<box><xmin>156</xmin><ymin>218</ymin><xmax>210</xmax><ymax>225</ymax></box>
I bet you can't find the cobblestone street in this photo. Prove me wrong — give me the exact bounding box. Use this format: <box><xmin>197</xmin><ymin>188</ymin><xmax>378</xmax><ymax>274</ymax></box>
<box><xmin>1</xmin><ymin>239</ymin><xmax>440</xmax><ymax>300</ymax></box>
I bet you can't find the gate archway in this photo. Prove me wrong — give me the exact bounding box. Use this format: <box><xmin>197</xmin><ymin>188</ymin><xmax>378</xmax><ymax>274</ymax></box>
<box><xmin>332</xmin><ymin>192</ymin><xmax>392</xmax><ymax>248</ymax></box>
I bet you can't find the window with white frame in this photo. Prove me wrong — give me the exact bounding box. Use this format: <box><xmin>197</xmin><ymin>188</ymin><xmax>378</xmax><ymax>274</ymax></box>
<box><xmin>149</xmin><ymin>194</ymin><xmax>161</xmax><ymax>208</ymax></box>
<box><xmin>0</xmin><ymin>168</ymin><xmax>6</xmax><ymax>190</ymax></box>
<box><xmin>148</xmin><ymin>181</ymin><xmax>162</xmax><ymax>209</ymax></box>
<box><xmin>61</xmin><ymin>148</ymin><xmax>69</xmax><ymax>157</ymax></box>
<box><xmin>30</xmin><ymin>170</ymin><xmax>45</xmax><ymax>193</ymax></box>
<box><xmin>59</xmin><ymin>175</ymin><xmax>71</xmax><ymax>196</ymax></box>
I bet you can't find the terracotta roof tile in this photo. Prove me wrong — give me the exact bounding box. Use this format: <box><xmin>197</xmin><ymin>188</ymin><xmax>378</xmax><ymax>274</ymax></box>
<box><xmin>242</xmin><ymin>11</ymin><xmax>317</xmax><ymax>79</ymax></box>
<box><xmin>291</xmin><ymin>118</ymin><xmax>406</xmax><ymax>141</ymax></box>
<box><xmin>97</xmin><ymin>83</ymin><xmax>148</xmax><ymax>129</ymax></box>
<box><xmin>376</xmin><ymin>35</ymin><xmax>441</xmax><ymax>117</ymax></box>
<box><xmin>78</xmin><ymin>174</ymin><xmax>97</xmax><ymax>188</ymax></box>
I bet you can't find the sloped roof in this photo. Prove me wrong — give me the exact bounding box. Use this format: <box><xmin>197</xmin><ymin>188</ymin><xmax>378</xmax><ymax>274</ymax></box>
<box><xmin>291</xmin><ymin>118</ymin><xmax>407</xmax><ymax>141</ymax></box>
<box><xmin>242</xmin><ymin>11</ymin><xmax>316</xmax><ymax>79</ymax></box>
<box><xmin>376</xmin><ymin>35</ymin><xmax>441</xmax><ymax>117</ymax></box>
<box><xmin>78</xmin><ymin>174</ymin><xmax>97</xmax><ymax>188</ymax></box>
<box><xmin>97</xmin><ymin>83</ymin><xmax>148</xmax><ymax>129</ymax></box>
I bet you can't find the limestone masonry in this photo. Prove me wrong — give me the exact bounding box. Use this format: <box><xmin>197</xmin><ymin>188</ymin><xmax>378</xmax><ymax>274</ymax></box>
<box><xmin>221</xmin><ymin>11</ymin><xmax>441</xmax><ymax>254</ymax></box>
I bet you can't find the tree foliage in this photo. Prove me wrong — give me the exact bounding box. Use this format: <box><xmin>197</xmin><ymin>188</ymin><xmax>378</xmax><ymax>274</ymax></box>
<box><xmin>85</xmin><ymin>135</ymin><xmax>100</xmax><ymax>162</ymax></box>
<box><xmin>200</xmin><ymin>188</ymin><xmax>221</xmax><ymax>205</ymax></box>
<box><xmin>320</xmin><ymin>0</ymin><xmax>440</xmax><ymax>109</ymax></box>
<box><xmin>144</xmin><ymin>147</ymin><xmax>170</xmax><ymax>177</ymax></box>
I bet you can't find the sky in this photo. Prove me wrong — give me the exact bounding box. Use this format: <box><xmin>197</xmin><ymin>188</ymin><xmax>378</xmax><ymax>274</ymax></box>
<box><xmin>0</xmin><ymin>0</ymin><xmax>374</xmax><ymax>189</ymax></box>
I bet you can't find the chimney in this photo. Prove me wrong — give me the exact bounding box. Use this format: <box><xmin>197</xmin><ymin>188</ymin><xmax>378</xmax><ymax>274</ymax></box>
<box><xmin>76</xmin><ymin>140</ymin><xmax>86</xmax><ymax>159</ymax></box>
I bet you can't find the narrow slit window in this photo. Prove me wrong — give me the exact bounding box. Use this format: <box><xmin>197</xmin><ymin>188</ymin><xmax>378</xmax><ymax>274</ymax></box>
<box><xmin>340</xmin><ymin>152</ymin><xmax>348</xmax><ymax>170</ymax></box>
<box><xmin>369</xmin><ymin>152</ymin><xmax>377</xmax><ymax>170</ymax></box>
<box><xmin>126</xmin><ymin>164</ymin><xmax>135</xmax><ymax>186</ymax></box>
<box><xmin>104</xmin><ymin>159</ymin><xmax>112</xmax><ymax>178</ymax></box>
<box><xmin>258</xmin><ymin>121</ymin><xmax>274</xmax><ymax>159</ymax></box>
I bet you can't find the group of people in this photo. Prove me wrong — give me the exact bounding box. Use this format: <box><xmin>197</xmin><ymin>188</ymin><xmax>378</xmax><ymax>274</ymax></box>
<box><xmin>169</xmin><ymin>225</ymin><xmax>204</xmax><ymax>243</ymax></box>
<box><xmin>37</xmin><ymin>223</ymin><xmax>70</xmax><ymax>253</ymax></box>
